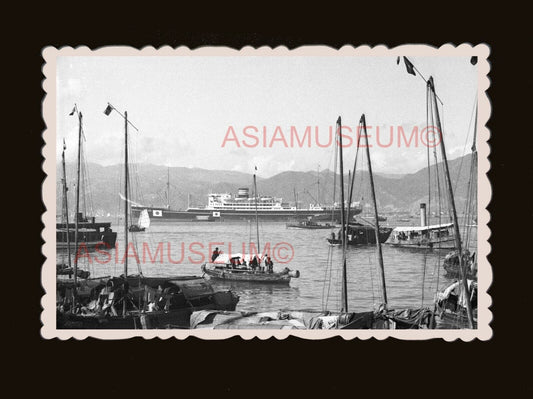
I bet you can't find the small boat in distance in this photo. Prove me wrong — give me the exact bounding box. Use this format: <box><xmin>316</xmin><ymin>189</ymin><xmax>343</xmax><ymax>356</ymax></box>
<box><xmin>286</xmin><ymin>219</ymin><xmax>336</xmax><ymax>229</ymax></box>
<box><xmin>129</xmin><ymin>209</ymin><xmax>150</xmax><ymax>232</ymax></box>
<box><xmin>195</xmin><ymin>215</ymin><xmax>215</xmax><ymax>222</ymax></box>
<box><xmin>361</xmin><ymin>215</ymin><xmax>387</xmax><ymax>222</ymax></box>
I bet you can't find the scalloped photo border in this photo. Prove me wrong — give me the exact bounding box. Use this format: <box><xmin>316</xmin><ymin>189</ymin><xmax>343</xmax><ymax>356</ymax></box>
<box><xmin>41</xmin><ymin>44</ymin><xmax>491</xmax><ymax>340</ymax></box>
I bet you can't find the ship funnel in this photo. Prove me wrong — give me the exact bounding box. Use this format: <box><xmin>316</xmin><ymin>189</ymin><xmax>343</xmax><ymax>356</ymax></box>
<box><xmin>237</xmin><ymin>188</ymin><xmax>249</xmax><ymax>198</ymax></box>
<box><xmin>420</xmin><ymin>203</ymin><xmax>427</xmax><ymax>227</ymax></box>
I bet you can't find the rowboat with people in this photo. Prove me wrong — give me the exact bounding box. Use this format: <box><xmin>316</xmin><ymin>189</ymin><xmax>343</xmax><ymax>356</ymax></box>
<box><xmin>201</xmin><ymin>252</ymin><xmax>300</xmax><ymax>284</ymax></box>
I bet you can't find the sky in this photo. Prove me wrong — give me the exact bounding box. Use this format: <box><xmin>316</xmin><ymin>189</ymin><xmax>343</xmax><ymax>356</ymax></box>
<box><xmin>56</xmin><ymin>54</ymin><xmax>478</xmax><ymax>177</ymax></box>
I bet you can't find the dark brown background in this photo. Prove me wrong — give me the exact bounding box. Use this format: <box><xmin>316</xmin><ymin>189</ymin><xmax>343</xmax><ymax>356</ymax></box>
<box><xmin>7</xmin><ymin>7</ymin><xmax>529</xmax><ymax>395</ymax></box>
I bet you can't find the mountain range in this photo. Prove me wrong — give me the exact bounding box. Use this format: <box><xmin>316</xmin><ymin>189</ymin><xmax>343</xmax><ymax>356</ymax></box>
<box><xmin>56</xmin><ymin>153</ymin><xmax>475</xmax><ymax>217</ymax></box>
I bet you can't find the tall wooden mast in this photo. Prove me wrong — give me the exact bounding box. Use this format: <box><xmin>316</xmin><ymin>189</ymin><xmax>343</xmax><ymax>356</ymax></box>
<box><xmin>167</xmin><ymin>167</ymin><xmax>170</xmax><ymax>209</ymax></box>
<box><xmin>337</xmin><ymin>116</ymin><xmax>348</xmax><ymax>313</ymax></box>
<box><xmin>73</xmin><ymin>110</ymin><xmax>82</xmax><ymax>287</ymax></box>
<box><xmin>317</xmin><ymin>163</ymin><xmax>320</xmax><ymax>206</ymax></box>
<box><xmin>61</xmin><ymin>139</ymin><xmax>71</xmax><ymax>270</ymax></box>
<box><xmin>253</xmin><ymin>168</ymin><xmax>260</xmax><ymax>254</ymax></box>
<box><xmin>361</xmin><ymin>114</ymin><xmax>388</xmax><ymax>305</ymax></box>
<box><xmin>124</xmin><ymin>111</ymin><xmax>129</xmax><ymax>279</ymax></box>
<box><xmin>428</xmin><ymin>77</ymin><xmax>474</xmax><ymax>328</ymax></box>
<box><xmin>104</xmin><ymin>103</ymin><xmax>139</xmax><ymax>317</ymax></box>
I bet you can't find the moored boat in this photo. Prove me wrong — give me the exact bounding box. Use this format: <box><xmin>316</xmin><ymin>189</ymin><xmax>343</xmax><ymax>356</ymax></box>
<box><xmin>327</xmin><ymin>222</ymin><xmax>393</xmax><ymax>246</ymax></box>
<box><xmin>286</xmin><ymin>220</ymin><xmax>335</xmax><ymax>229</ymax></box>
<box><xmin>386</xmin><ymin>222</ymin><xmax>455</xmax><ymax>249</ymax></box>
<box><xmin>443</xmin><ymin>249</ymin><xmax>477</xmax><ymax>278</ymax></box>
<box><xmin>189</xmin><ymin>308</ymin><xmax>433</xmax><ymax>329</ymax></box>
<box><xmin>57</xmin><ymin>214</ymin><xmax>117</xmax><ymax>250</ymax></box>
<box><xmin>386</xmin><ymin>204</ymin><xmax>455</xmax><ymax>249</ymax></box>
<box><xmin>434</xmin><ymin>279</ymin><xmax>478</xmax><ymax>329</ymax></box>
<box><xmin>57</xmin><ymin>274</ymin><xmax>239</xmax><ymax>329</ymax></box>
<box><xmin>57</xmin><ymin>103</ymin><xmax>240</xmax><ymax>329</ymax></box>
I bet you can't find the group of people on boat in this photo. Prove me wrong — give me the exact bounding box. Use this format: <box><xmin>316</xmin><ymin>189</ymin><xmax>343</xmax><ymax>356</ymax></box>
<box><xmin>211</xmin><ymin>248</ymin><xmax>275</xmax><ymax>273</ymax></box>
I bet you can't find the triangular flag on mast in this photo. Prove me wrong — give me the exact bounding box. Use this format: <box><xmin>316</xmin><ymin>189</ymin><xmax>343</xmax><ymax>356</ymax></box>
<box><xmin>403</xmin><ymin>57</ymin><xmax>416</xmax><ymax>76</ymax></box>
<box><xmin>104</xmin><ymin>104</ymin><xmax>113</xmax><ymax>116</ymax></box>
<box><xmin>69</xmin><ymin>107</ymin><xmax>75</xmax><ymax>116</ymax></box>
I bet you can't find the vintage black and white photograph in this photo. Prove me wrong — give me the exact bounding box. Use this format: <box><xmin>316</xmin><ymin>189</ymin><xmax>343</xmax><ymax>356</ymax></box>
<box><xmin>41</xmin><ymin>45</ymin><xmax>491</xmax><ymax>338</ymax></box>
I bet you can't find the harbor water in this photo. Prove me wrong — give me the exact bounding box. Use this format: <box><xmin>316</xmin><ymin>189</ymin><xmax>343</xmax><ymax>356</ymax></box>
<box><xmin>60</xmin><ymin>217</ymin><xmax>477</xmax><ymax>314</ymax></box>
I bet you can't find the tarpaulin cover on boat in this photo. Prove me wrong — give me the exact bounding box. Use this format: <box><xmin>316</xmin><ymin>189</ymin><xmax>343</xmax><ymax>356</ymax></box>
<box><xmin>211</xmin><ymin>253</ymin><xmax>263</xmax><ymax>264</ymax></box>
<box><xmin>134</xmin><ymin>276</ymin><xmax>216</xmax><ymax>299</ymax></box>
<box><xmin>190</xmin><ymin>310</ymin><xmax>332</xmax><ymax>329</ymax></box>
<box><xmin>385</xmin><ymin>307</ymin><xmax>434</xmax><ymax>329</ymax></box>
<box><xmin>174</xmin><ymin>279</ymin><xmax>215</xmax><ymax>299</ymax></box>
<box><xmin>190</xmin><ymin>310</ymin><xmax>380</xmax><ymax>329</ymax></box>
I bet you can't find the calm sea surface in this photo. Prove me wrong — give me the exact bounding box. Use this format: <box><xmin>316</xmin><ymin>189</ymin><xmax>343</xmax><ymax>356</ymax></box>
<box><xmin>60</xmin><ymin>217</ymin><xmax>477</xmax><ymax>314</ymax></box>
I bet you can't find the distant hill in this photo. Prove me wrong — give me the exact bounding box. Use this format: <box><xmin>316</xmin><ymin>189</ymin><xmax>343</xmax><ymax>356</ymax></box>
<box><xmin>56</xmin><ymin>153</ymin><xmax>475</xmax><ymax>217</ymax></box>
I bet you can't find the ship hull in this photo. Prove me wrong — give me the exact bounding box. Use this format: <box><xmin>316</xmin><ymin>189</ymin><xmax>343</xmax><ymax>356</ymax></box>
<box><xmin>201</xmin><ymin>264</ymin><xmax>299</xmax><ymax>284</ymax></box>
<box><xmin>386</xmin><ymin>238</ymin><xmax>456</xmax><ymax>250</ymax></box>
<box><xmin>56</xmin><ymin>221</ymin><xmax>117</xmax><ymax>250</ymax></box>
<box><xmin>132</xmin><ymin>206</ymin><xmax>361</xmax><ymax>223</ymax></box>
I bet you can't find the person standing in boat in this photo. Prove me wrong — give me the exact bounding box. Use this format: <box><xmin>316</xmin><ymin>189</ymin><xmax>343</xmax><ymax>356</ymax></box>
<box><xmin>211</xmin><ymin>247</ymin><xmax>220</xmax><ymax>262</ymax></box>
<box><xmin>265</xmin><ymin>254</ymin><xmax>273</xmax><ymax>273</ymax></box>
<box><xmin>250</xmin><ymin>256</ymin><xmax>258</xmax><ymax>271</ymax></box>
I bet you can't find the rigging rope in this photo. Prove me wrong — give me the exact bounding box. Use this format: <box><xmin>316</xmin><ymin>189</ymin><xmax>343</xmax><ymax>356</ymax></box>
<box><xmin>453</xmin><ymin>96</ymin><xmax>477</xmax><ymax>196</ymax></box>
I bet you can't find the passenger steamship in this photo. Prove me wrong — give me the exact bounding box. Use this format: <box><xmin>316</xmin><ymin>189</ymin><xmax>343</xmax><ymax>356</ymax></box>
<box><xmin>132</xmin><ymin>187</ymin><xmax>362</xmax><ymax>222</ymax></box>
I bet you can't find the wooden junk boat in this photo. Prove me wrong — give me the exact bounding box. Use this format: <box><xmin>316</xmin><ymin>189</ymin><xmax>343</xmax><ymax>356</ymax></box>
<box><xmin>327</xmin><ymin>221</ymin><xmax>392</xmax><ymax>246</ymax></box>
<box><xmin>434</xmin><ymin>278</ymin><xmax>478</xmax><ymax>329</ymax></box>
<box><xmin>443</xmin><ymin>249</ymin><xmax>477</xmax><ymax>279</ymax></box>
<box><xmin>57</xmin><ymin>104</ymin><xmax>239</xmax><ymax>329</ymax></box>
<box><xmin>201</xmin><ymin>253</ymin><xmax>300</xmax><ymax>284</ymax></box>
<box><xmin>57</xmin><ymin>274</ymin><xmax>239</xmax><ymax>329</ymax></box>
<box><xmin>57</xmin><ymin>213</ymin><xmax>117</xmax><ymax>250</ymax></box>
